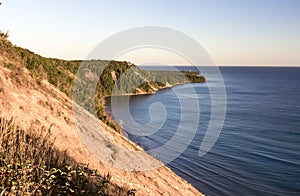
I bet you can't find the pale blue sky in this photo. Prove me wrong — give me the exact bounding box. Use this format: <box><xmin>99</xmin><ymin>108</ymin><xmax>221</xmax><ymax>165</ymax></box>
<box><xmin>0</xmin><ymin>0</ymin><xmax>299</xmax><ymax>65</ymax></box>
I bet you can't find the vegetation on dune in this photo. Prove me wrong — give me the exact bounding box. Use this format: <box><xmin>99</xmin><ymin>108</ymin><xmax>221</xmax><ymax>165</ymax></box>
<box><xmin>14</xmin><ymin>46</ymin><xmax>80</xmax><ymax>97</ymax></box>
<box><xmin>1</xmin><ymin>29</ymin><xmax>205</xmax><ymax>136</ymax></box>
<box><xmin>0</xmin><ymin>118</ymin><xmax>135</xmax><ymax>195</ymax></box>
<box><xmin>2</xmin><ymin>40</ymin><xmax>205</xmax><ymax>132</ymax></box>
<box><xmin>2</xmin><ymin>35</ymin><xmax>204</xmax><ymax>134</ymax></box>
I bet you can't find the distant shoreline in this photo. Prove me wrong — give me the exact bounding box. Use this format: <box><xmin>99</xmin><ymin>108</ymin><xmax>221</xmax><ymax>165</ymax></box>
<box><xmin>103</xmin><ymin>80</ymin><xmax>203</xmax><ymax>138</ymax></box>
<box><xmin>104</xmin><ymin>82</ymin><xmax>185</xmax><ymax>98</ymax></box>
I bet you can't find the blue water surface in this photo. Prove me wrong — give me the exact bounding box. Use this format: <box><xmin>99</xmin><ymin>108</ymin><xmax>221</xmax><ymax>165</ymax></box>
<box><xmin>106</xmin><ymin>66</ymin><xmax>300</xmax><ymax>196</ymax></box>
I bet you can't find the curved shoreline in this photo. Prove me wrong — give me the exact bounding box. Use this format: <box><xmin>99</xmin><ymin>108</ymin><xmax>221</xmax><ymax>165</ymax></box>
<box><xmin>104</xmin><ymin>81</ymin><xmax>201</xmax><ymax>98</ymax></box>
<box><xmin>103</xmin><ymin>82</ymin><xmax>193</xmax><ymax>137</ymax></box>
<box><xmin>103</xmin><ymin>81</ymin><xmax>205</xmax><ymax>194</ymax></box>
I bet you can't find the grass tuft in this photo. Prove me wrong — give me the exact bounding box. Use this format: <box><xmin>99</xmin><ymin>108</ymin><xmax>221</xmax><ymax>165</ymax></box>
<box><xmin>0</xmin><ymin>117</ymin><xmax>135</xmax><ymax>195</ymax></box>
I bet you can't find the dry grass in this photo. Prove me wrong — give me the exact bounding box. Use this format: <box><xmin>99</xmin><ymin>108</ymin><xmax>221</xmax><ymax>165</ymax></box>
<box><xmin>0</xmin><ymin>117</ymin><xmax>135</xmax><ymax>195</ymax></box>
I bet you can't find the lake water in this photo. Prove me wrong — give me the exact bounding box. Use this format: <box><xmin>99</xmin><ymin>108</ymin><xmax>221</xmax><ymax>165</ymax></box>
<box><xmin>105</xmin><ymin>66</ymin><xmax>300</xmax><ymax>195</ymax></box>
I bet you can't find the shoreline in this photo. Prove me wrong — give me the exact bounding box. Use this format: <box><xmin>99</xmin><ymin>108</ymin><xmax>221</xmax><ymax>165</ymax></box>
<box><xmin>103</xmin><ymin>81</ymin><xmax>204</xmax><ymax>137</ymax></box>
<box><xmin>103</xmin><ymin>82</ymin><xmax>194</xmax><ymax>137</ymax></box>
<box><xmin>102</xmin><ymin>81</ymin><xmax>205</xmax><ymax>193</ymax></box>
<box><xmin>104</xmin><ymin>81</ymin><xmax>199</xmax><ymax>98</ymax></box>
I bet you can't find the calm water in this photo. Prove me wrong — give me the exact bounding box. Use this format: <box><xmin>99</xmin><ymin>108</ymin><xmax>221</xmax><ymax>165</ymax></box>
<box><xmin>106</xmin><ymin>67</ymin><xmax>300</xmax><ymax>195</ymax></box>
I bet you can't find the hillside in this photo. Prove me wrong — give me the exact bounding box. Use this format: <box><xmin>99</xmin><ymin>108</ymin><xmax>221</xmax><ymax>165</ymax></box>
<box><xmin>0</xmin><ymin>32</ymin><xmax>204</xmax><ymax>195</ymax></box>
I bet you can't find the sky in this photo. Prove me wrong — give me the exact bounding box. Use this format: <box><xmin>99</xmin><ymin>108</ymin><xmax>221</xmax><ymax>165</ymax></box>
<box><xmin>0</xmin><ymin>0</ymin><xmax>299</xmax><ymax>66</ymax></box>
